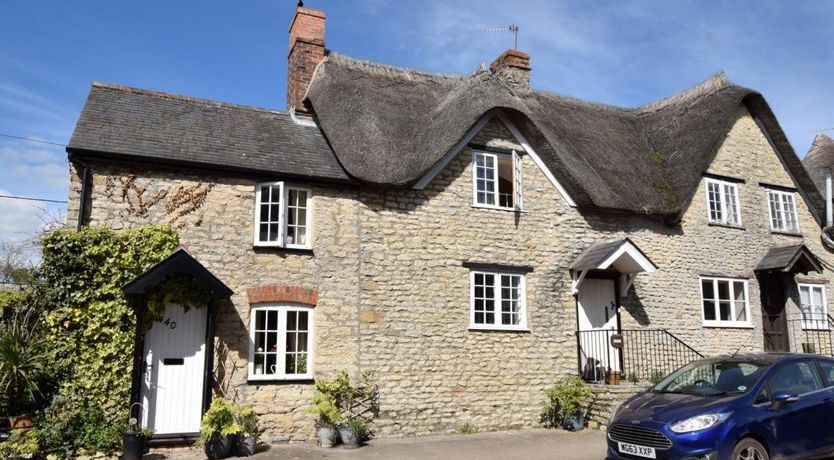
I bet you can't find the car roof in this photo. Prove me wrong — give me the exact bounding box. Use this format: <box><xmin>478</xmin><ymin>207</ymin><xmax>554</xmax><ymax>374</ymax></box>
<box><xmin>699</xmin><ymin>352</ymin><xmax>830</xmax><ymax>365</ymax></box>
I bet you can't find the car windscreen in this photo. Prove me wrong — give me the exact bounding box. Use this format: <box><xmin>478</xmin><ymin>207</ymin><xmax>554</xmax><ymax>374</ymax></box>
<box><xmin>653</xmin><ymin>359</ymin><xmax>771</xmax><ymax>396</ymax></box>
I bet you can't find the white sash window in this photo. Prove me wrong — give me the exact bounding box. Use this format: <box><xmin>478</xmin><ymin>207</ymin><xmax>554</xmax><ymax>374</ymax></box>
<box><xmin>472</xmin><ymin>150</ymin><xmax>524</xmax><ymax>211</ymax></box>
<box><xmin>254</xmin><ymin>182</ymin><xmax>312</xmax><ymax>248</ymax></box>
<box><xmin>705</xmin><ymin>178</ymin><xmax>741</xmax><ymax>226</ymax></box>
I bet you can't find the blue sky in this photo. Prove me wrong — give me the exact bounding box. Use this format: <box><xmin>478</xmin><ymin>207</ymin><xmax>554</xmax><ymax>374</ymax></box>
<box><xmin>1</xmin><ymin>0</ymin><xmax>833</xmax><ymax>248</ymax></box>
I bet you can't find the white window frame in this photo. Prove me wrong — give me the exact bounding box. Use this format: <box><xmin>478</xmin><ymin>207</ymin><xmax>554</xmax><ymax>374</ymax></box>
<box><xmin>248</xmin><ymin>304</ymin><xmax>313</xmax><ymax>381</ymax></box>
<box><xmin>704</xmin><ymin>178</ymin><xmax>741</xmax><ymax>226</ymax></box>
<box><xmin>472</xmin><ymin>150</ymin><xmax>523</xmax><ymax>211</ymax></box>
<box><xmin>469</xmin><ymin>270</ymin><xmax>528</xmax><ymax>331</ymax></box>
<box><xmin>699</xmin><ymin>276</ymin><xmax>752</xmax><ymax>328</ymax></box>
<box><xmin>766</xmin><ymin>189</ymin><xmax>800</xmax><ymax>233</ymax></box>
<box><xmin>798</xmin><ymin>283</ymin><xmax>828</xmax><ymax>330</ymax></box>
<box><xmin>253</xmin><ymin>182</ymin><xmax>312</xmax><ymax>248</ymax></box>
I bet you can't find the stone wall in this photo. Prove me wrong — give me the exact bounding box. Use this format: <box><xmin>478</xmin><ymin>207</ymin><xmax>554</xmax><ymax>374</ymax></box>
<box><xmin>66</xmin><ymin>106</ymin><xmax>834</xmax><ymax>442</ymax></box>
<box><xmin>586</xmin><ymin>383</ymin><xmax>649</xmax><ymax>431</ymax></box>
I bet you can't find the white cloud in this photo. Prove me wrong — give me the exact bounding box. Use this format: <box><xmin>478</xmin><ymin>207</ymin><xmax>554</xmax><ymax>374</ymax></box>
<box><xmin>0</xmin><ymin>188</ymin><xmax>48</xmax><ymax>244</ymax></box>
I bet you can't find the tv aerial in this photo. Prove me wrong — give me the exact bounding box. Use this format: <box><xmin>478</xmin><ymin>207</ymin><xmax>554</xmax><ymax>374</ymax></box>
<box><xmin>486</xmin><ymin>24</ymin><xmax>520</xmax><ymax>50</ymax></box>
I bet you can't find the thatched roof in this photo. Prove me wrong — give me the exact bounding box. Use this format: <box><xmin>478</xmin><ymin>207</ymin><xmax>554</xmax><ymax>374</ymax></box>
<box><xmin>68</xmin><ymin>83</ymin><xmax>351</xmax><ymax>183</ymax></box>
<box><xmin>803</xmin><ymin>134</ymin><xmax>834</xmax><ymax>196</ymax></box>
<box><xmin>306</xmin><ymin>53</ymin><xmax>824</xmax><ymax>218</ymax></box>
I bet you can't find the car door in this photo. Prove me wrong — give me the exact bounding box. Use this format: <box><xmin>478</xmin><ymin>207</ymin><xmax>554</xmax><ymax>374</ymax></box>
<box><xmin>813</xmin><ymin>359</ymin><xmax>834</xmax><ymax>449</ymax></box>
<box><xmin>761</xmin><ymin>360</ymin><xmax>827</xmax><ymax>458</ymax></box>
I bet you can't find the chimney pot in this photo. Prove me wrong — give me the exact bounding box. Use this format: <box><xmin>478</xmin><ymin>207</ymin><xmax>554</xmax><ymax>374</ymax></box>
<box><xmin>490</xmin><ymin>49</ymin><xmax>531</xmax><ymax>90</ymax></box>
<box><xmin>287</xmin><ymin>5</ymin><xmax>326</xmax><ymax>117</ymax></box>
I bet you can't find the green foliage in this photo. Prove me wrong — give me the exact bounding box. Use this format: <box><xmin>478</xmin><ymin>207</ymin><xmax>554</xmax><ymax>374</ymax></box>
<box><xmin>457</xmin><ymin>422</ymin><xmax>479</xmax><ymax>435</ymax></box>
<box><xmin>235</xmin><ymin>404</ymin><xmax>260</xmax><ymax>440</ymax></box>
<box><xmin>197</xmin><ymin>397</ymin><xmax>243</xmax><ymax>446</ymax></box>
<box><xmin>628</xmin><ymin>373</ymin><xmax>640</xmax><ymax>384</ymax></box>
<box><xmin>308</xmin><ymin>392</ymin><xmax>342</xmax><ymax>427</ymax></box>
<box><xmin>308</xmin><ymin>370</ymin><xmax>378</xmax><ymax>431</ymax></box>
<box><xmin>0</xmin><ymin>307</ymin><xmax>51</xmax><ymax>415</ymax></box>
<box><xmin>0</xmin><ymin>428</ymin><xmax>40</xmax><ymax>459</ymax></box>
<box><xmin>649</xmin><ymin>370</ymin><xmax>665</xmax><ymax>385</ymax></box>
<box><xmin>542</xmin><ymin>376</ymin><xmax>595</xmax><ymax>427</ymax></box>
<box><xmin>145</xmin><ymin>273</ymin><xmax>211</xmax><ymax>326</ymax></box>
<box><xmin>27</xmin><ymin>224</ymin><xmax>184</xmax><ymax>457</ymax></box>
<box><xmin>344</xmin><ymin>418</ymin><xmax>368</xmax><ymax>439</ymax></box>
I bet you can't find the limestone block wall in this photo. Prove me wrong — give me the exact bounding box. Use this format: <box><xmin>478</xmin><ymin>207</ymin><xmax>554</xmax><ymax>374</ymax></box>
<box><xmin>67</xmin><ymin>163</ymin><xmax>361</xmax><ymax>442</ymax></box>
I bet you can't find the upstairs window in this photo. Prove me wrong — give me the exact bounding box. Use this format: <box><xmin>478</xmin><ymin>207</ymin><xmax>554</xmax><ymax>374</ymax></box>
<box><xmin>705</xmin><ymin>178</ymin><xmax>741</xmax><ymax>226</ymax></box>
<box><xmin>254</xmin><ymin>182</ymin><xmax>311</xmax><ymax>248</ymax></box>
<box><xmin>767</xmin><ymin>190</ymin><xmax>799</xmax><ymax>233</ymax></box>
<box><xmin>700</xmin><ymin>277</ymin><xmax>750</xmax><ymax>327</ymax></box>
<box><xmin>472</xmin><ymin>150</ymin><xmax>523</xmax><ymax>211</ymax></box>
<box><xmin>470</xmin><ymin>271</ymin><xmax>527</xmax><ymax>330</ymax></box>
<box><xmin>798</xmin><ymin>284</ymin><xmax>828</xmax><ymax>330</ymax></box>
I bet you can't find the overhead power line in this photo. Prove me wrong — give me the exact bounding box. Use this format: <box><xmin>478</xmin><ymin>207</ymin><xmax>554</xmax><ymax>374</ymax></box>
<box><xmin>0</xmin><ymin>194</ymin><xmax>67</xmax><ymax>204</ymax></box>
<box><xmin>0</xmin><ymin>133</ymin><xmax>67</xmax><ymax>147</ymax></box>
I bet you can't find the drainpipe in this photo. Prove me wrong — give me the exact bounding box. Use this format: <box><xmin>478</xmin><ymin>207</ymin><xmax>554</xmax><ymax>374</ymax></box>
<box><xmin>822</xmin><ymin>172</ymin><xmax>834</xmax><ymax>249</ymax></box>
<box><xmin>75</xmin><ymin>161</ymin><xmax>90</xmax><ymax>230</ymax></box>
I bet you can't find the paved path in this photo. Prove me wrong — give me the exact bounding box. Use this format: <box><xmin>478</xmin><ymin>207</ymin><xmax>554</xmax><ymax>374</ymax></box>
<box><xmin>159</xmin><ymin>429</ymin><xmax>608</xmax><ymax>460</ymax></box>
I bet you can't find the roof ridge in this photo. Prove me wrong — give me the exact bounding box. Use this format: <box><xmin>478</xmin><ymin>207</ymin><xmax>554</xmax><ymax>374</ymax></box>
<box><xmin>636</xmin><ymin>71</ymin><xmax>733</xmax><ymax>113</ymax></box>
<box><xmin>530</xmin><ymin>88</ymin><xmax>635</xmax><ymax>113</ymax></box>
<box><xmin>325</xmin><ymin>53</ymin><xmax>466</xmax><ymax>83</ymax></box>
<box><xmin>90</xmin><ymin>81</ymin><xmax>287</xmax><ymax>116</ymax></box>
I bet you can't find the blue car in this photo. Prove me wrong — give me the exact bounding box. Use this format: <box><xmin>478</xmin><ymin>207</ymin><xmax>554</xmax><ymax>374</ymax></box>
<box><xmin>606</xmin><ymin>353</ymin><xmax>834</xmax><ymax>460</ymax></box>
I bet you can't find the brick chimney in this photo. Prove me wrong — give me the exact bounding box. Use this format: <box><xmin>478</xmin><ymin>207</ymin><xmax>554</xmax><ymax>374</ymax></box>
<box><xmin>490</xmin><ymin>49</ymin><xmax>531</xmax><ymax>91</ymax></box>
<box><xmin>287</xmin><ymin>4</ymin><xmax>326</xmax><ymax>117</ymax></box>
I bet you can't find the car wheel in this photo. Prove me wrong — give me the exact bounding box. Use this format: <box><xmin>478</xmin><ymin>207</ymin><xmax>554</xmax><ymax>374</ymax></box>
<box><xmin>731</xmin><ymin>438</ymin><xmax>769</xmax><ymax>460</ymax></box>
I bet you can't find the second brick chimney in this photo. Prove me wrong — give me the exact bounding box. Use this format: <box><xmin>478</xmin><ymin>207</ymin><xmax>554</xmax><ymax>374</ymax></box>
<box><xmin>287</xmin><ymin>4</ymin><xmax>326</xmax><ymax>117</ymax></box>
<box><xmin>490</xmin><ymin>49</ymin><xmax>531</xmax><ymax>91</ymax></box>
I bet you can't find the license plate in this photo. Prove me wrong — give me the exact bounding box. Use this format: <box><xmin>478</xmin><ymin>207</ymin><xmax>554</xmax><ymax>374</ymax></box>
<box><xmin>617</xmin><ymin>442</ymin><xmax>656</xmax><ymax>459</ymax></box>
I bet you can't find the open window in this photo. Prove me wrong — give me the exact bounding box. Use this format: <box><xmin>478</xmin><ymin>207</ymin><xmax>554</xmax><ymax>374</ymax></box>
<box><xmin>472</xmin><ymin>150</ymin><xmax>523</xmax><ymax>211</ymax></box>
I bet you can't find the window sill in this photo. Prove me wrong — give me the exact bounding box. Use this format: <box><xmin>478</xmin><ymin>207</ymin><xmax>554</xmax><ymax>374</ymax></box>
<box><xmin>252</xmin><ymin>245</ymin><xmax>314</xmax><ymax>255</ymax></box>
<box><xmin>471</xmin><ymin>205</ymin><xmax>527</xmax><ymax>213</ymax></box>
<box><xmin>468</xmin><ymin>326</ymin><xmax>530</xmax><ymax>333</ymax></box>
<box><xmin>247</xmin><ymin>375</ymin><xmax>314</xmax><ymax>384</ymax></box>
<box><xmin>707</xmin><ymin>222</ymin><xmax>745</xmax><ymax>230</ymax></box>
<box><xmin>701</xmin><ymin>323</ymin><xmax>754</xmax><ymax>329</ymax></box>
<box><xmin>770</xmin><ymin>230</ymin><xmax>802</xmax><ymax>237</ymax></box>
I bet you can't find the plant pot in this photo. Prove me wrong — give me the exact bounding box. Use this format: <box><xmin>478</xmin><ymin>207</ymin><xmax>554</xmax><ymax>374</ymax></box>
<box><xmin>317</xmin><ymin>426</ymin><xmax>339</xmax><ymax>448</ymax></box>
<box><xmin>8</xmin><ymin>414</ymin><xmax>34</xmax><ymax>433</ymax></box>
<box><xmin>235</xmin><ymin>434</ymin><xmax>258</xmax><ymax>456</ymax></box>
<box><xmin>605</xmin><ymin>371</ymin><xmax>620</xmax><ymax>385</ymax></box>
<box><xmin>122</xmin><ymin>432</ymin><xmax>146</xmax><ymax>460</ymax></box>
<box><xmin>561</xmin><ymin>412</ymin><xmax>585</xmax><ymax>431</ymax></box>
<box><xmin>338</xmin><ymin>426</ymin><xmax>360</xmax><ymax>449</ymax></box>
<box><xmin>203</xmin><ymin>434</ymin><xmax>234</xmax><ymax>459</ymax></box>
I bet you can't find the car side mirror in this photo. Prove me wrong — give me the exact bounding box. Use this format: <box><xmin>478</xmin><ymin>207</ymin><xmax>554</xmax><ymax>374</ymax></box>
<box><xmin>772</xmin><ymin>392</ymin><xmax>799</xmax><ymax>411</ymax></box>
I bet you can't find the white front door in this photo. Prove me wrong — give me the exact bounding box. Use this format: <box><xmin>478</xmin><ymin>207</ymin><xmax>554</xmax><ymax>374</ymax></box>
<box><xmin>140</xmin><ymin>303</ymin><xmax>208</xmax><ymax>435</ymax></box>
<box><xmin>577</xmin><ymin>278</ymin><xmax>620</xmax><ymax>379</ymax></box>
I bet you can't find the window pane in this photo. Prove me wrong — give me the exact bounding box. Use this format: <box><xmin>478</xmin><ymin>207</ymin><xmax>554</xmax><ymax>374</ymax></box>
<box><xmin>260</xmin><ymin>186</ymin><xmax>270</xmax><ymax>202</ymax></box>
<box><xmin>735</xmin><ymin>302</ymin><xmax>747</xmax><ymax>322</ymax></box>
<box><xmin>733</xmin><ymin>281</ymin><xmax>745</xmax><ymax>302</ymax></box>
<box><xmin>800</xmin><ymin>286</ymin><xmax>810</xmax><ymax>306</ymax></box>
<box><xmin>719</xmin><ymin>302</ymin><xmax>731</xmax><ymax>321</ymax></box>
<box><xmin>812</xmin><ymin>287</ymin><xmax>823</xmax><ymax>306</ymax></box>
<box><xmin>266</xmin><ymin>353</ymin><xmax>277</xmax><ymax>375</ymax></box>
<box><xmin>475</xmin><ymin>312</ymin><xmax>484</xmax><ymax>324</ymax></box>
<box><xmin>297</xmin><ymin>353</ymin><xmax>308</xmax><ymax>374</ymax></box>
<box><xmin>266</xmin><ymin>332</ymin><xmax>277</xmax><ymax>352</ymax></box>
<box><xmin>297</xmin><ymin>332</ymin><xmax>308</xmax><ymax>352</ymax></box>
<box><xmin>255</xmin><ymin>310</ymin><xmax>265</xmax><ymax>330</ymax></box>
<box><xmin>295</xmin><ymin>227</ymin><xmax>307</xmax><ymax>245</ymax></box>
<box><xmin>485</xmin><ymin>312</ymin><xmax>495</xmax><ymax>324</ymax></box>
<box><xmin>259</xmin><ymin>224</ymin><xmax>268</xmax><ymax>242</ymax></box>
<box><xmin>254</xmin><ymin>331</ymin><xmax>265</xmax><ymax>351</ymax></box>
<box><xmin>768</xmin><ymin>361</ymin><xmax>822</xmax><ymax>394</ymax></box>
<box><xmin>723</xmin><ymin>184</ymin><xmax>739</xmax><ymax>224</ymax></box>
<box><xmin>298</xmin><ymin>311</ymin><xmax>309</xmax><ymax>331</ymax></box>
<box><xmin>270</xmin><ymin>186</ymin><xmax>281</xmax><ymax>202</ymax></box>
<box><xmin>267</xmin><ymin>311</ymin><xmax>278</xmax><ymax>331</ymax></box>
<box><xmin>703</xmin><ymin>301</ymin><xmax>716</xmax><ymax>320</ymax></box>
<box><xmin>253</xmin><ymin>353</ymin><xmax>265</xmax><ymax>375</ymax></box>
<box><xmin>259</xmin><ymin>204</ymin><xmax>269</xmax><ymax>223</ymax></box>
<box><xmin>288</xmin><ymin>311</ymin><xmax>297</xmax><ymax>330</ymax></box>
<box><xmin>717</xmin><ymin>281</ymin><xmax>730</xmax><ymax>301</ymax></box>
<box><xmin>707</xmin><ymin>182</ymin><xmax>721</xmax><ymax>222</ymax></box>
<box><xmin>286</xmin><ymin>332</ymin><xmax>296</xmax><ymax>352</ymax></box>
<box><xmin>285</xmin><ymin>354</ymin><xmax>296</xmax><ymax>374</ymax></box>
<box><xmin>702</xmin><ymin>280</ymin><xmax>714</xmax><ymax>299</ymax></box>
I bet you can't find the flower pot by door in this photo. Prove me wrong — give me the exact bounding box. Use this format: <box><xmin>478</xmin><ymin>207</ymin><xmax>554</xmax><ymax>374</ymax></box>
<box><xmin>204</xmin><ymin>434</ymin><xmax>234</xmax><ymax>459</ymax></box>
<box><xmin>318</xmin><ymin>426</ymin><xmax>339</xmax><ymax>448</ymax></box>
<box><xmin>122</xmin><ymin>433</ymin><xmax>146</xmax><ymax>460</ymax></box>
<box><xmin>235</xmin><ymin>435</ymin><xmax>257</xmax><ymax>456</ymax></box>
<box><xmin>605</xmin><ymin>371</ymin><xmax>620</xmax><ymax>385</ymax></box>
<box><xmin>562</xmin><ymin>412</ymin><xmax>586</xmax><ymax>431</ymax></box>
<box><xmin>338</xmin><ymin>426</ymin><xmax>359</xmax><ymax>449</ymax></box>
<box><xmin>8</xmin><ymin>415</ymin><xmax>33</xmax><ymax>433</ymax></box>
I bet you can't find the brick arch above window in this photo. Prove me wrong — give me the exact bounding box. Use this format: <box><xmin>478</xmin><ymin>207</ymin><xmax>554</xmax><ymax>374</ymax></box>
<box><xmin>247</xmin><ymin>285</ymin><xmax>318</xmax><ymax>306</ymax></box>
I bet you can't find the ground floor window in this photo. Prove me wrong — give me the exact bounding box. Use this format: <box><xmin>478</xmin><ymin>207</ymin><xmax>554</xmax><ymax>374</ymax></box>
<box><xmin>470</xmin><ymin>271</ymin><xmax>527</xmax><ymax>330</ymax></box>
<box><xmin>248</xmin><ymin>304</ymin><xmax>312</xmax><ymax>380</ymax></box>
<box><xmin>798</xmin><ymin>283</ymin><xmax>828</xmax><ymax>330</ymax></box>
<box><xmin>700</xmin><ymin>277</ymin><xmax>750</xmax><ymax>327</ymax></box>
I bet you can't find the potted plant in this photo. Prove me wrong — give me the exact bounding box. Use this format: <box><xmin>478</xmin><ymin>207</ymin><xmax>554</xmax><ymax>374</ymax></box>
<box><xmin>0</xmin><ymin>427</ymin><xmax>40</xmax><ymax>459</ymax></box>
<box><xmin>0</xmin><ymin>310</ymin><xmax>49</xmax><ymax>433</ymax></box>
<box><xmin>605</xmin><ymin>368</ymin><xmax>621</xmax><ymax>385</ymax></box>
<box><xmin>196</xmin><ymin>397</ymin><xmax>241</xmax><ymax>459</ymax></box>
<box><xmin>122</xmin><ymin>417</ymin><xmax>154</xmax><ymax>460</ymax></box>
<box><xmin>338</xmin><ymin>418</ymin><xmax>367</xmax><ymax>449</ymax></box>
<box><xmin>542</xmin><ymin>376</ymin><xmax>595</xmax><ymax>431</ymax></box>
<box><xmin>308</xmin><ymin>392</ymin><xmax>342</xmax><ymax>447</ymax></box>
<box><xmin>233</xmin><ymin>404</ymin><xmax>259</xmax><ymax>456</ymax></box>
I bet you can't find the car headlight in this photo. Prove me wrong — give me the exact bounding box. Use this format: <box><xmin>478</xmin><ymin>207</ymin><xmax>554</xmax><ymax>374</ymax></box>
<box><xmin>669</xmin><ymin>413</ymin><xmax>731</xmax><ymax>433</ymax></box>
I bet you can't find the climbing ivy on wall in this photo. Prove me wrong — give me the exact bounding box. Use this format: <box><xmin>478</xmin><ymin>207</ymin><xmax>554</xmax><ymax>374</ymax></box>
<box><xmin>30</xmin><ymin>224</ymin><xmax>202</xmax><ymax>457</ymax></box>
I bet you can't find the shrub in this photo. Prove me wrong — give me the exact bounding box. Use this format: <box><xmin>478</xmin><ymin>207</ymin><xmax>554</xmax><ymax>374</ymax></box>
<box><xmin>197</xmin><ymin>397</ymin><xmax>242</xmax><ymax>446</ymax></box>
<box><xmin>308</xmin><ymin>370</ymin><xmax>378</xmax><ymax>432</ymax></box>
<box><xmin>0</xmin><ymin>428</ymin><xmax>40</xmax><ymax>459</ymax></box>
<box><xmin>542</xmin><ymin>376</ymin><xmax>595</xmax><ymax>427</ymax></box>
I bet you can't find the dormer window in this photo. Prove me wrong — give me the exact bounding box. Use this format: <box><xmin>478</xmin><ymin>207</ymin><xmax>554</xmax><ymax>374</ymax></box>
<box><xmin>254</xmin><ymin>182</ymin><xmax>311</xmax><ymax>248</ymax></box>
<box><xmin>472</xmin><ymin>150</ymin><xmax>523</xmax><ymax>211</ymax></box>
<box><xmin>767</xmin><ymin>189</ymin><xmax>799</xmax><ymax>233</ymax></box>
<box><xmin>705</xmin><ymin>178</ymin><xmax>740</xmax><ymax>226</ymax></box>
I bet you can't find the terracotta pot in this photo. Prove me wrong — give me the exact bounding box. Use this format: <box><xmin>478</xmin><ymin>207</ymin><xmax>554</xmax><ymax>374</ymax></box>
<box><xmin>605</xmin><ymin>371</ymin><xmax>621</xmax><ymax>385</ymax></box>
<box><xmin>8</xmin><ymin>414</ymin><xmax>33</xmax><ymax>433</ymax></box>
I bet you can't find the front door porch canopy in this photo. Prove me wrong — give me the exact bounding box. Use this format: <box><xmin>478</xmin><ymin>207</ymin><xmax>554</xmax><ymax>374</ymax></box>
<box><xmin>123</xmin><ymin>247</ymin><xmax>233</xmax><ymax>298</ymax></box>
<box><xmin>570</xmin><ymin>238</ymin><xmax>657</xmax><ymax>296</ymax></box>
<box><xmin>755</xmin><ymin>244</ymin><xmax>823</xmax><ymax>275</ymax></box>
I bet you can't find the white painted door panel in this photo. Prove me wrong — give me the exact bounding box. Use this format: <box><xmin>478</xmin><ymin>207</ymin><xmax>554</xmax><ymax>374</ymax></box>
<box><xmin>141</xmin><ymin>303</ymin><xmax>207</xmax><ymax>435</ymax></box>
<box><xmin>577</xmin><ymin>278</ymin><xmax>620</xmax><ymax>377</ymax></box>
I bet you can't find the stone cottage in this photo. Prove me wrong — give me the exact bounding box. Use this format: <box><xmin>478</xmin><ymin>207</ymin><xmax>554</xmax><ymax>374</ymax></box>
<box><xmin>65</xmin><ymin>3</ymin><xmax>834</xmax><ymax>443</ymax></box>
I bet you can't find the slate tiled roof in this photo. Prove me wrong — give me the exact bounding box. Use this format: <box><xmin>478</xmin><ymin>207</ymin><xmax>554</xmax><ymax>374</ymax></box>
<box><xmin>305</xmin><ymin>53</ymin><xmax>825</xmax><ymax>219</ymax></box>
<box><xmin>68</xmin><ymin>83</ymin><xmax>351</xmax><ymax>183</ymax></box>
<box><xmin>755</xmin><ymin>244</ymin><xmax>823</xmax><ymax>274</ymax></box>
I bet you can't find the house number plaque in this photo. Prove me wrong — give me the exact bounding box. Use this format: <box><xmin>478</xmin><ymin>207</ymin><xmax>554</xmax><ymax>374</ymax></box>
<box><xmin>159</xmin><ymin>317</ymin><xmax>177</xmax><ymax>330</ymax></box>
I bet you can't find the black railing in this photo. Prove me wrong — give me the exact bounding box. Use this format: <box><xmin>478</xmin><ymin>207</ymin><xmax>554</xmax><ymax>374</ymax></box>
<box><xmin>787</xmin><ymin>317</ymin><xmax>833</xmax><ymax>356</ymax></box>
<box><xmin>577</xmin><ymin>328</ymin><xmax>704</xmax><ymax>383</ymax></box>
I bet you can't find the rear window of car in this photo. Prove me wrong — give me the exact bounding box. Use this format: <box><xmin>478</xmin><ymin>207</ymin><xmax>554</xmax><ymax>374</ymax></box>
<box><xmin>818</xmin><ymin>360</ymin><xmax>834</xmax><ymax>387</ymax></box>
